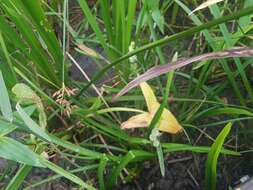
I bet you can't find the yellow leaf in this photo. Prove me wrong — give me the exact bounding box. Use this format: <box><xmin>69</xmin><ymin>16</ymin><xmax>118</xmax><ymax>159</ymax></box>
<box><xmin>140</xmin><ymin>82</ymin><xmax>158</xmax><ymax>113</ymax></box>
<box><xmin>189</xmin><ymin>0</ymin><xmax>224</xmax><ymax>15</ymax></box>
<box><xmin>121</xmin><ymin>112</ymin><xmax>151</xmax><ymax>129</ymax></box>
<box><xmin>158</xmin><ymin>106</ymin><xmax>182</xmax><ymax>134</ymax></box>
<box><xmin>121</xmin><ymin>82</ymin><xmax>182</xmax><ymax>134</ymax></box>
<box><xmin>77</xmin><ymin>44</ymin><xmax>101</xmax><ymax>59</ymax></box>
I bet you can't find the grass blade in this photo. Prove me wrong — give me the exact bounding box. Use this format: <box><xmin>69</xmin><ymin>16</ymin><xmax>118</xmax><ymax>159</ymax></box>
<box><xmin>0</xmin><ymin>71</ymin><xmax>12</xmax><ymax>121</ymax></box>
<box><xmin>205</xmin><ymin>123</ymin><xmax>232</xmax><ymax>190</ymax></box>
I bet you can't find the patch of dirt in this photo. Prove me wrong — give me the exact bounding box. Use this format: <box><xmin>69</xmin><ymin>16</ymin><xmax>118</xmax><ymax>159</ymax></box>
<box><xmin>115</xmin><ymin>152</ymin><xmax>253</xmax><ymax>190</ymax></box>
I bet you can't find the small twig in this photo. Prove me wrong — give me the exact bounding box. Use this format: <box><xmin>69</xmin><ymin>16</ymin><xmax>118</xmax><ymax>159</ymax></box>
<box><xmin>48</xmin><ymin>107</ymin><xmax>69</xmax><ymax>128</ymax></box>
<box><xmin>187</xmin><ymin>169</ymin><xmax>200</xmax><ymax>188</ymax></box>
<box><xmin>194</xmin><ymin>128</ymin><xmax>207</xmax><ymax>145</ymax></box>
<box><xmin>66</xmin><ymin>52</ymin><xmax>121</xmax><ymax>124</ymax></box>
<box><xmin>167</xmin><ymin>156</ymin><xmax>192</xmax><ymax>164</ymax></box>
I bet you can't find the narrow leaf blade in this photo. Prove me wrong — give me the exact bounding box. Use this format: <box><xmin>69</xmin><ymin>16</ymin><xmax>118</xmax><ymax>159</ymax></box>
<box><xmin>0</xmin><ymin>71</ymin><xmax>13</xmax><ymax>121</ymax></box>
<box><xmin>205</xmin><ymin>123</ymin><xmax>232</xmax><ymax>190</ymax></box>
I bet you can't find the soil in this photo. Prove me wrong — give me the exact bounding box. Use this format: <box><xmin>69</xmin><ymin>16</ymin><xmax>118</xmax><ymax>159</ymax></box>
<box><xmin>115</xmin><ymin>152</ymin><xmax>253</xmax><ymax>190</ymax></box>
<box><xmin>1</xmin><ymin>150</ymin><xmax>252</xmax><ymax>190</ymax></box>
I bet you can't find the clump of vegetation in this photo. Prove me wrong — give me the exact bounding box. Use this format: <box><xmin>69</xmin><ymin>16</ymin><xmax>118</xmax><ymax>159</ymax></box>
<box><xmin>0</xmin><ymin>0</ymin><xmax>253</xmax><ymax>189</ymax></box>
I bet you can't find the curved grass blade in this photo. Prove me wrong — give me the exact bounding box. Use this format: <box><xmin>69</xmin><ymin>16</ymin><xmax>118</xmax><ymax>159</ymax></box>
<box><xmin>205</xmin><ymin>123</ymin><xmax>232</xmax><ymax>190</ymax></box>
<box><xmin>114</xmin><ymin>47</ymin><xmax>253</xmax><ymax>98</ymax></box>
<box><xmin>175</xmin><ymin>0</ymin><xmax>247</xmax><ymax>105</ymax></box>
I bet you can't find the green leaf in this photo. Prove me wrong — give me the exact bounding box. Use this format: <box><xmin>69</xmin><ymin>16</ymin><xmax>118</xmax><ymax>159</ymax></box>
<box><xmin>0</xmin><ymin>70</ymin><xmax>13</xmax><ymax>121</ymax></box>
<box><xmin>0</xmin><ymin>136</ymin><xmax>43</xmax><ymax>167</ymax></box>
<box><xmin>16</xmin><ymin>103</ymin><xmax>51</xmax><ymax>142</ymax></box>
<box><xmin>205</xmin><ymin>123</ymin><xmax>232</xmax><ymax>190</ymax></box>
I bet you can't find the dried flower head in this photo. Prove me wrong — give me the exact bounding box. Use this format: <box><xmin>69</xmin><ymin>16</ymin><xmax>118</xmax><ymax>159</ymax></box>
<box><xmin>53</xmin><ymin>84</ymin><xmax>78</xmax><ymax>117</ymax></box>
